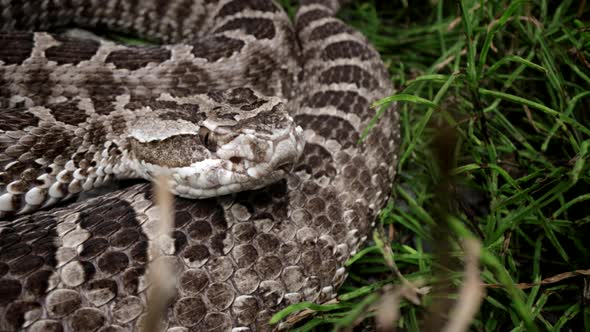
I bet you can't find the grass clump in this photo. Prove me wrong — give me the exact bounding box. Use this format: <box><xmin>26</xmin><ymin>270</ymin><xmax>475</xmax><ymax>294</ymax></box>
<box><xmin>275</xmin><ymin>0</ymin><xmax>590</xmax><ymax>330</ymax></box>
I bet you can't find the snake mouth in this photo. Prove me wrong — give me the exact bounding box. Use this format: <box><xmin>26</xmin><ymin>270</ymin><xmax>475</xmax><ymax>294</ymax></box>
<box><xmin>130</xmin><ymin>124</ymin><xmax>304</xmax><ymax>199</ymax></box>
<box><xmin>168</xmin><ymin>159</ymin><xmax>296</xmax><ymax>198</ymax></box>
<box><xmin>172</xmin><ymin>167</ymin><xmax>290</xmax><ymax>198</ymax></box>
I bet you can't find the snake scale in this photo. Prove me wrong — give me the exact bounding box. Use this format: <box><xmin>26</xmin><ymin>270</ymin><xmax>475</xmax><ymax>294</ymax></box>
<box><xmin>0</xmin><ymin>0</ymin><xmax>399</xmax><ymax>330</ymax></box>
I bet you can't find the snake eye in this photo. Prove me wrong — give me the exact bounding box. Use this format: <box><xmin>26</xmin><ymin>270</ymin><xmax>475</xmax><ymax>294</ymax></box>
<box><xmin>199</xmin><ymin>127</ymin><xmax>217</xmax><ymax>152</ymax></box>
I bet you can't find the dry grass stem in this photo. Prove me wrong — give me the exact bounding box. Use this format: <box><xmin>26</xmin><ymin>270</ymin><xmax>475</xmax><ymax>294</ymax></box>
<box><xmin>486</xmin><ymin>15</ymin><xmax>543</xmax><ymax>32</ymax></box>
<box><xmin>376</xmin><ymin>283</ymin><xmax>430</xmax><ymax>331</ymax></box>
<box><xmin>486</xmin><ymin>269</ymin><xmax>590</xmax><ymax>289</ymax></box>
<box><xmin>141</xmin><ymin>176</ymin><xmax>176</xmax><ymax>332</ymax></box>
<box><xmin>435</xmin><ymin>49</ymin><xmax>467</xmax><ymax>71</ymax></box>
<box><xmin>441</xmin><ymin>239</ymin><xmax>485</xmax><ymax>332</ymax></box>
<box><xmin>376</xmin><ymin>285</ymin><xmax>402</xmax><ymax>331</ymax></box>
<box><xmin>446</xmin><ymin>2</ymin><xmax>481</xmax><ymax>31</ymax></box>
<box><xmin>281</xmin><ymin>299</ymin><xmax>340</xmax><ymax>328</ymax></box>
<box><xmin>523</xmin><ymin>105</ymin><xmax>540</xmax><ymax>132</ymax></box>
<box><xmin>378</xmin><ymin>228</ymin><xmax>429</xmax><ymax>297</ymax></box>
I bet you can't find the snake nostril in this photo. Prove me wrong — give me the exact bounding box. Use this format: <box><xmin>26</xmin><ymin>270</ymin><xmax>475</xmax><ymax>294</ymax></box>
<box><xmin>229</xmin><ymin>156</ymin><xmax>243</xmax><ymax>164</ymax></box>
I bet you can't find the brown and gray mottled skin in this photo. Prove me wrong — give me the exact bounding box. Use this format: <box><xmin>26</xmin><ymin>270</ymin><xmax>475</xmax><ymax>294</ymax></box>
<box><xmin>0</xmin><ymin>0</ymin><xmax>400</xmax><ymax>331</ymax></box>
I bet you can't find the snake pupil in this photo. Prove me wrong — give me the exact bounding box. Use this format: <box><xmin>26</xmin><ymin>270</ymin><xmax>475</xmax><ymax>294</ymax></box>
<box><xmin>199</xmin><ymin>127</ymin><xmax>216</xmax><ymax>152</ymax></box>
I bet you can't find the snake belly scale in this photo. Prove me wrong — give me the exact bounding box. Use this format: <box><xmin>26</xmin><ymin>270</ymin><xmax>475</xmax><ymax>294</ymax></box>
<box><xmin>0</xmin><ymin>0</ymin><xmax>400</xmax><ymax>331</ymax></box>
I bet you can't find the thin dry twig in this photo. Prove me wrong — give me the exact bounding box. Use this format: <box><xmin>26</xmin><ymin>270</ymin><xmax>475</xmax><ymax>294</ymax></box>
<box><xmin>486</xmin><ymin>269</ymin><xmax>590</xmax><ymax>289</ymax></box>
<box><xmin>435</xmin><ymin>49</ymin><xmax>467</xmax><ymax>71</ymax></box>
<box><xmin>486</xmin><ymin>15</ymin><xmax>543</xmax><ymax>32</ymax></box>
<box><xmin>485</xmin><ymin>16</ymin><xmax>543</xmax><ymax>53</ymax></box>
<box><xmin>447</xmin><ymin>3</ymin><xmax>482</xmax><ymax>31</ymax></box>
<box><xmin>141</xmin><ymin>176</ymin><xmax>176</xmax><ymax>332</ymax></box>
<box><xmin>280</xmin><ymin>299</ymin><xmax>340</xmax><ymax>328</ymax></box>
<box><xmin>523</xmin><ymin>105</ymin><xmax>540</xmax><ymax>132</ymax></box>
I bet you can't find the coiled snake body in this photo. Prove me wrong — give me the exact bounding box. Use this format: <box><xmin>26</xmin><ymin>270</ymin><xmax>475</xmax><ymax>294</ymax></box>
<box><xmin>0</xmin><ymin>0</ymin><xmax>399</xmax><ymax>330</ymax></box>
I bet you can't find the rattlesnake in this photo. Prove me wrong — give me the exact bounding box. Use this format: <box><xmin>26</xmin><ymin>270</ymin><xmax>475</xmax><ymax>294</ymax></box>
<box><xmin>0</xmin><ymin>0</ymin><xmax>399</xmax><ymax>331</ymax></box>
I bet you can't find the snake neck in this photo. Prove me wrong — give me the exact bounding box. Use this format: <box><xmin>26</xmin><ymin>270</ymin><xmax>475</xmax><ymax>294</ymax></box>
<box><xmin>0</xmin><ymin>106</ymin><xmax>140</xmax><ymax>218</ymax></box>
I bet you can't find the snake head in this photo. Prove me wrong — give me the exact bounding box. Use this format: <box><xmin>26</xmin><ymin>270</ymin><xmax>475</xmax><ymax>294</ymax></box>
<box><xmin>125</xmin><ymin>88</ymin><xmax>305</xmax><ymax>198</ymax></box>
